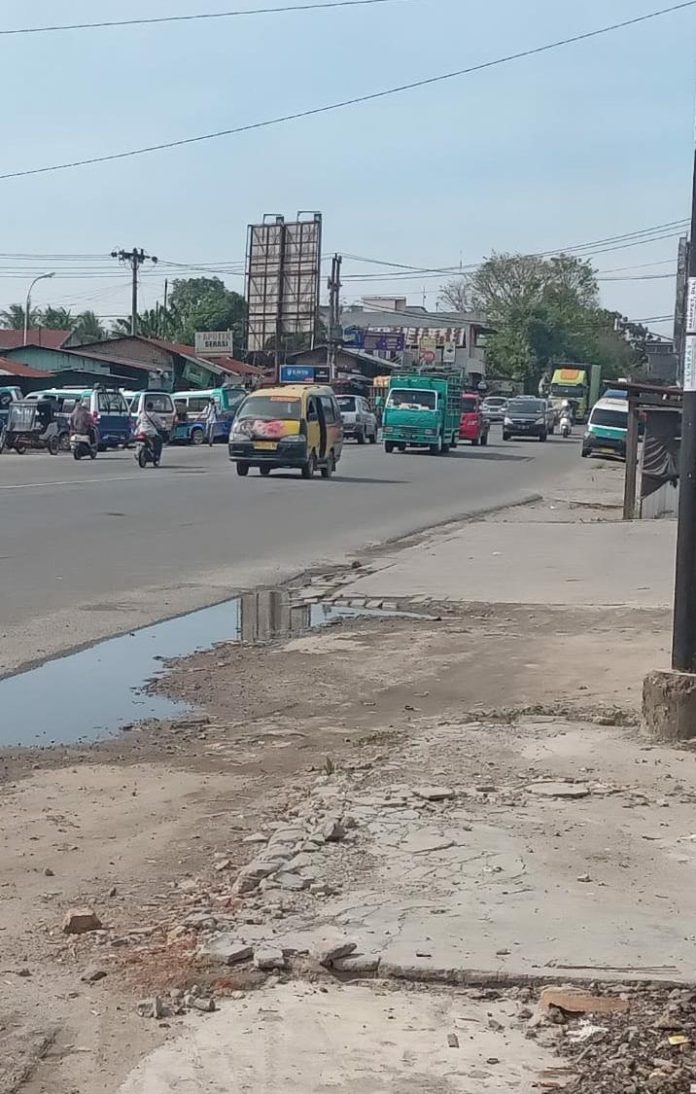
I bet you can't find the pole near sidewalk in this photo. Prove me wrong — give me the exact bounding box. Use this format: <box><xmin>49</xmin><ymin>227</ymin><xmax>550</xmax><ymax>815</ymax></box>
<box><xmin>673</xmin><ymin>145</ymin><xmax>696</xmax><ymax>671</ymax></box>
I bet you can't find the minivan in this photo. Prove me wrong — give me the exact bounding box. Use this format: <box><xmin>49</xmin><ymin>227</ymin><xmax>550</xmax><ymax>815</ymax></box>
<box><xmin>27</xmin><ymin>387</ymin><xmax>131</xmax><ymax>449</ymax></box>
<box><xmin>128</xmin><ymin>391</ymin><xmax>176</xmax><ymax>440</ymax></box>
<box><xmin>582</xmin><ymin>397</ymin><xmax>628</xmax><ymax>459</ymax></box>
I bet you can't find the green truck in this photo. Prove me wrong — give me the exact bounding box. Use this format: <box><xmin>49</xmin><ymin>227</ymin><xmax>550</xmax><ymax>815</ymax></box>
<box><xmin>548</xmin><ymin>364</ymin><xmax>602</xmax><ymax>423</ymax></box>
<box><xmin>382</xmin><ymin>371</ymin><xmax>462</xmax><ymax>455</ymax></box>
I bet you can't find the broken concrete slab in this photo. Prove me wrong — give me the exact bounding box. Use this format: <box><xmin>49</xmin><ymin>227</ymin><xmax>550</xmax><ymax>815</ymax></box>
<box><xmin>527</xmin><ymin>782</ymin><xmax>591</xmax><ymax>800</ymax></box>
<box><xmin>539</xmin><ymin>988</ymin><xmax>629</xmax><ymax>1016</ymax></box>
<box><xmin>414</xmin><ymin>786</ymin><xmax>456</xmax><ymax>802</ymax></box>
<box><xmin>253</xmin><ymin>945</ymin><xmax>286</xmax><ymax>971</ymax></box>
<box><xmin>199</xmin><ymin>937</ymin><xmax>253</xmax><ymax>966</ymax></box>
<box><xmin>117</xmin><ymin>983</ymin><xmax>555</xmax><ymax>1093</ymax></box>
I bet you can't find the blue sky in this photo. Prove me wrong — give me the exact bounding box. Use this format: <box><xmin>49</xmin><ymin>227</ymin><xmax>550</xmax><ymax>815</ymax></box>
<box><xmin>1</xmin><ymin>0</ymin><xmax>695</xmax><ymax>332</ymax></box>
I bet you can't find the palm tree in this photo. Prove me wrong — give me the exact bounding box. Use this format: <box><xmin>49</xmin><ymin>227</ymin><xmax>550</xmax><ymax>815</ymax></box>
<box><xmin>42</xmin><ymin>306</ymin><xmax>74</xmax><ymax>329</ymax></box>
<box><xmin>0</xmin><ymin>303</ymin><xmax>40</xmax><ymax>329</ymax></box>
<box><xmin>73</xmin><ymin>311</ymin><xmax>106</xmax><ymax>344</ymax></box>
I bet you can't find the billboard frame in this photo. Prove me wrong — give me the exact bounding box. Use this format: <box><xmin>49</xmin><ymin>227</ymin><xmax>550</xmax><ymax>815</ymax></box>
<box><xmin>245</xmin><ymin>212</ymin><xmax>322</xmax><ymax>376</ymax></box>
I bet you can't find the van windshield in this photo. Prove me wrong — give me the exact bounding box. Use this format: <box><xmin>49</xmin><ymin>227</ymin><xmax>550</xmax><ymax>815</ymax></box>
<box><xmin>139</xmin><ymin>394</ymin><xmax>171</xmax><ymax>414</ymax></box>
<box><xmin>387</xmin><ymin>389</ymin><xmax>437</xmax><ymax>410</ymax></box>
<box><xmin>237</xmin><ymin>396</ymin><xmax>302</xmax><ymax>420</ymax></box>
<box><xmin>591</xmin><ymin>408</ymin><xmax>627</xmax><ymax>430</ymax></box>
<box><xmin>337</xmin><ymin>396</ymin><xmax>356</xmax><ymax>412</ymax></box>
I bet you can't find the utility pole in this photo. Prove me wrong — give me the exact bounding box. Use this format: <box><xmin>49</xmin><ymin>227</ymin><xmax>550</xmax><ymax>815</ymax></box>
<box><xmin>111</xmin><ymin>247</ymin><xmax>158</xmax><ymax>336</ymax></box>
<box><xmin>674</xmin><ymin>235</ymin><xmax>689</xmax><ymax>382</ymax></box>
<box><xmin>326</xmin><ymin>253</ymin><xmax>342</xmax><ymax>382</ymax></box>
<box><xmin>673</xmin><ymin>140</ymin><xmax>696</xmax><ymax>673</ymax></box>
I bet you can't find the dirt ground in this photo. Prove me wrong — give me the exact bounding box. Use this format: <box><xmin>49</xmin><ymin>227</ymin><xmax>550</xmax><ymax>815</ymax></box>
<box><xmin>0</xmin><ymin>580</ymin><xmax>675</xmax><ymax>1094</ymax></box>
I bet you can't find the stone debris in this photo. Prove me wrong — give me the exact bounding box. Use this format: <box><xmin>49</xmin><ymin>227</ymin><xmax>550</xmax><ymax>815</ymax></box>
<box><xmin>253</xmin><ymin>945</ymin><xmax>286</xmax><ymax>971</ymax></box>
<box><xmin>321</xmin><ymin>817</ymin><xmax>346</xmax><ymax>843</ymax></box>
<box><xmin>414</xmin><ymin>786</ymin><xmax>455</xmax><ymax>802</ymax></box>
<box><xmin>527</xmin><ymin>781</ymin><xmax>591</xmax><ymax>800</ymax></box>
<box><xmin>278</xmin><ymin>873</ymin><xmax>311</xmax><ymax>892</ymax></box>
<box><xmin>200</xmin><ymin>936</ymin><xmax>253</xmax><ymax>966</ymax></box>
<box><xmin>80</xmin><ymin>965</ymin><xmax>107</xmax><ymax>984</ymax></box>
<box><xmin>447</xmin><ymin>1033</ymin><xmax>460</xmax><ymax>1049</ymax></box>
<box><xmin>137</xmin><ymin>997</ymin><xmax>165</xmax><ymax>1020</ymax></box>
<box><xmin>540</xmin><ymin>988</ymin><xmax>629</xmax><ymax>1017</ymax></box>
<box><xmin>314</xmin><ymin>939</ymin><xmax>358</xmax><ymax>968</ymax></box>
<box><xmin>63</xmin><ymin>908</ymin><xmax>102</xmax><ymax>935</ymax></box>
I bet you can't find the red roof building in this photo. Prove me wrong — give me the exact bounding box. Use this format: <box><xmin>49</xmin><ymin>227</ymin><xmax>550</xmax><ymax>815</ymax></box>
<box><xmin>0</xmin><ymin>356</ymin><xmax>54</xmax><ymax>379</ymax></box>
<box><xmin>0</xmin><ymin>329</ymin><xmax>73</xmax><ymax>351</ymax></box>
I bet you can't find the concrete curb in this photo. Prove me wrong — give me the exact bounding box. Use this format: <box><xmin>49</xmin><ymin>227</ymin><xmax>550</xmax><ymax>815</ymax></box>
<box><xmin>333</xmin><ymin>960</ymin><xmax>692</xmax><ymax>991</ymax></box>
<box><xmin>372</xmin><ymin>492</ymin><xmax>543</xmax><ymax>554</ymax></box>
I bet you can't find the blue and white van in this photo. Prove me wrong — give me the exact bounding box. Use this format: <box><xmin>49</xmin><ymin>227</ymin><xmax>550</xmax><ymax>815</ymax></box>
<box><xmin>171</xmin><ymin>387</ymin><xmax>246</xmax><ymax>445</ymax></box>
<box><xmin>26</xmin><ymin>387</ymin><xmax>131</xmax><ymax>449</ymax></box>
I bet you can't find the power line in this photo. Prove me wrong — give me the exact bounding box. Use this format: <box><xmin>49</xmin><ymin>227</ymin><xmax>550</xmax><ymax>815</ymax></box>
<box><xmin>0</xmin><ymin>0</ymin><xmax>412</xmax><ymax>36</ymax></box>
<box><xmin>2</xmin><ymin>0</ymin><xmax>695</xmax><ymax>181</ymax></box>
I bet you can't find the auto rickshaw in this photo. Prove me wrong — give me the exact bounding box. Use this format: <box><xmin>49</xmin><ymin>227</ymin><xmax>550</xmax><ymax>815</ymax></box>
<box><xmin>0</xmin><ymin>399</ymin><xmax>61</xmax><ymax>455</ymax></box>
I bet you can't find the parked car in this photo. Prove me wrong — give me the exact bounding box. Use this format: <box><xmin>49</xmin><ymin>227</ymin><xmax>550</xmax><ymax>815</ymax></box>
<box><xmin>581</xmin><ymin>397</ymin><xmax>628</xmax><ymax>459</ymax></box>
<box><xmin>336</xmin><ymin>394</ymin><xmax>378</xmax><ymax>444</ymax></box>
<box><xmin>459</xmin><ymin>394</ymin><xmax>489</xmax><ymax>446</ymax></box>
<box><xmin>502</xmin><ymin>396</ymin><xmax>550</xmax><ymax>442</ymax></box>
<box><xmin>481</xmin><ymin>395</ymin><xmax>508</xmax><ymax>423</ymax></box>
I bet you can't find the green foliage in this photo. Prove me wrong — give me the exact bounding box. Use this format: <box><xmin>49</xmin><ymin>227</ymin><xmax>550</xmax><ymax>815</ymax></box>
<box><xmin>465</xmin><ymin>252</ymin><xmax>644</xmax><ymax>390</ymax></box>
<box><xmin>0</xmin><ymin>304</ymin><xmax>39</xmax><ymax>329</ymax></box>
<box><xmin>111</xmin><ymin>277</ymin><xmax>246</xmax><ymax>348</ymax></box>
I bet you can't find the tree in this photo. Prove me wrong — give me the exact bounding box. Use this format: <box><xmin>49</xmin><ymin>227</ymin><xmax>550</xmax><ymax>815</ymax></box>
<box><xmin>0</xmin><ymin>303</ymin><xmax>39</xmax><ymax>329</ymax></box>
<box><xmin>167</xmin><ymin>277</ymin><xmax>246</xmax><ymax>347</ymax></box>
<box><xmin>41</xmin><ymin>306</ymin><xmax>74</xmax><ymax>329</ymax></box>
<box><xmin>438</xmin><ymin>277</ymin><xmax>472</xmax><ymax>313</ymax></box>
<box><xmin>72</xmin><ymin>311</ymin><xmax>107</xmax><ymax>343</ymax></box>
<box><xmin>468</xmin><ymin>251</ymin><xmax>639</xmax><ymax>391</ymax></box>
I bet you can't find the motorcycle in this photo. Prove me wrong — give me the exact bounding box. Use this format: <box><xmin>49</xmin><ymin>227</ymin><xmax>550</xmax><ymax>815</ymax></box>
<box><xmin>560</xmin><ymin>412</ymin><xmax>573</xmax><ymax>438</ymax></box>
<box><xmin>134</xmin><ymin>432</ymin><xmax>161</xmax><ymax>469</ymax></box>
<box><xmin>70</xmin><ymin>432</ymin><xmax>98</xmax><ymax>461</ymax></box>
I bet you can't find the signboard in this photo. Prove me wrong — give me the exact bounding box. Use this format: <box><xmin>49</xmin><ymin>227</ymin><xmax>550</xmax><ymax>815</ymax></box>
<box><xmin>195</xmin><ymin>331</ymin><xmax>234</xmax><ymax>355</ymax></box>
<box><xmin>363</xmin><ymin>331</ymin><xmax>405</xmax><ymax>354</ymax></box>
<box><xmin>443</xmin><ymin>340</ymin><xmax>457</xmax><ymax>364</ymax></box>
<box><xmin>279</xmin><ymin>364</ymin><xmax>331</xmax><ymax>384</ymax></box>
<box><xmin>685</xmin><ymin>278</ymin><xmax>696</xmax><ymax>391</ymax></box>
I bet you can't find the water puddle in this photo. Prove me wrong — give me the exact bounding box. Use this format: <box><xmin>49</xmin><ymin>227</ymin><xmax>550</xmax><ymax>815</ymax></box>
<box><xmin>0</xmin><ymin>591</ymin><xmax>411</xmax><ymax>749</ymax></box>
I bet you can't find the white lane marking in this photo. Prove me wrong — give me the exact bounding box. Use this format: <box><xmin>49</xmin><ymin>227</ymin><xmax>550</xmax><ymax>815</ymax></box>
<box><xmin>0</xmin><ymin>475</ymin><xmax>141</xmax><ymax>490</ymax></box>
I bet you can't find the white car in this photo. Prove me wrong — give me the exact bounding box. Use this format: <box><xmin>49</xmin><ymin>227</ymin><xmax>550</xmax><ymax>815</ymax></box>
<box><xmin>336</xmin><ymin>394</ymin><xmax>378</xmax><ymax>444</ymax></box>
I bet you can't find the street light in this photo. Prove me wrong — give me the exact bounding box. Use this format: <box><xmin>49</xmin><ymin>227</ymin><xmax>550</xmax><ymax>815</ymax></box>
<box><xmin>24</xmin><ymin>272</ymin><xmax>55</xmax><ymax>346</ymax></box>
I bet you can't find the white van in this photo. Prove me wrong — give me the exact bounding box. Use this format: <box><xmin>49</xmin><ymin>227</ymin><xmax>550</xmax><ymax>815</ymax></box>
<box><xmin>128</xmin><ymin>391</ymin><xmax>176</xmax><ymax>439</ymax></box>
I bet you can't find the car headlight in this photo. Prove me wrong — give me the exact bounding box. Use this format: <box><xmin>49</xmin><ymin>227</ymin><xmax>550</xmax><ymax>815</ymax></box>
<box><xmin>281</xmin><ymin>435</ymin><xmax>304</xmax><ymax>443</ymax></box>
<box><xmin>503</xmin><ymin>417</ymin><xmax>512</xmax><ymax>426</ymax></box>
<box><xmin>229</xmin><ymin>431</ymin><xmax>248</xmax><ymax>442</ymax></box>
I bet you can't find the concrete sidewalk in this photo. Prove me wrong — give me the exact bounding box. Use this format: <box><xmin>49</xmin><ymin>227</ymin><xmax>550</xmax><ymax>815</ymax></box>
<box><xmin>340</xmin><ymin>460</ymin><xmax>676</xmax><ymax>610</ymax></box>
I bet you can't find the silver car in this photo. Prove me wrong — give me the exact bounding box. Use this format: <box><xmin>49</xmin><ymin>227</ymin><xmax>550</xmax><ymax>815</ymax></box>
<box><xmin>336</xmin><ymin>394</ymin><xmax>378</xmax><ymax>444</ymax></box>
<box><xmin>482</xmin><ymin>395</ymin><xmax>508</xmax><ymax>423</ymax></box>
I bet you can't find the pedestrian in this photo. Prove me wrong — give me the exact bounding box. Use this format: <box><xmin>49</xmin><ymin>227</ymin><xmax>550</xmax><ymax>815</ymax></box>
<box><xmin>204</xmin><ymin>397</ymin><xmax>219</xmax><ymax>447</ymax></box>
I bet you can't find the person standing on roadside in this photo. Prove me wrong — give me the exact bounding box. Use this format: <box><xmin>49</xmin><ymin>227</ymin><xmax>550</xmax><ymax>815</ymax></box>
<box><xmin>204</xmin><ymin>397</ymin><xmax>219</xmax><ymax>447</ymax></box>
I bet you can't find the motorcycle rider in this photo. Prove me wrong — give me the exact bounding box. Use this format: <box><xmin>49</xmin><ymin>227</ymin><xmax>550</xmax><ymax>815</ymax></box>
<box><xmin>69</xmin><ymin>400</ymin><xmax>97</xmax><ymax>448</ymax></box>
<box><xmin>135</xmin><ymin>399</ymin><xmax>165</xmax><ymax>464</ymax></box>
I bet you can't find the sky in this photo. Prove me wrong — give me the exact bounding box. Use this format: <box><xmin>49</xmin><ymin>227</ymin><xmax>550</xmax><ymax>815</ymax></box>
<box><xmin>1</xmin><ymin>0</ymin><xmax>695</xmax><ymax>335</ymax></box>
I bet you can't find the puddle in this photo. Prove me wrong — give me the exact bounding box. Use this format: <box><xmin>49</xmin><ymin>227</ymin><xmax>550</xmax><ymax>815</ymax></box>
<box><xmin>0</xmin><ymin>591</ymin><xmax>413</xmax><ymax>749</ymax></box>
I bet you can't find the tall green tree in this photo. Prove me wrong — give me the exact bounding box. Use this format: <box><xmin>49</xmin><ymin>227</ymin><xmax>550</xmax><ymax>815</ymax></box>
<box><xmin>470</xmin><ymin>252</ymin><xmax>642</xmax><ymax>390</ymax></box>
<box><xmin>72</xmin><ymin>311</ymin><xmax>107</xmax><ymax>343</ymax></box>
<box><xmin>167</xmin><ymin>277</ymin><xmax>246</xmax><ymax>347</ymax></box>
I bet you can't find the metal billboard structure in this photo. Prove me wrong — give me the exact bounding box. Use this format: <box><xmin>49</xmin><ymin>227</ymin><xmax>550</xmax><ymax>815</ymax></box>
<box><xmin>245</xmin><ymin>212</ymin><xmax>322</xmax><ymax>369</ymax></box>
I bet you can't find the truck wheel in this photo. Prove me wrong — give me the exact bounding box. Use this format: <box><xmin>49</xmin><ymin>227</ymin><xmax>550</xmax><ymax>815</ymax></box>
<box><xmin>429</xmin><ymin>438</ymin><xmax>442</xmax><ymax>455</ymax></box>
<box><xmin>301</xmin><ymin>452</ymin><xmax>317</xmax><ymax>479</ymax></box>
<box><xmin>441</xmin><ymin>442</ymin><xmax>450</xmax><ymax>454</ymax></box>
<box><xmin>236</xmin><ymin>462</ymin><xmax>249</xmax><ymax>476</ymax></box>
<box><xmin>384</xmin><ymin>442</ymin><xmax>394</xmax><ymax>453</ymax></box>
<box><xmin>191</xmin><ymin>428</ymin><xmax>205</xmax><ymax>446</ymax></box>
<box><xmin>356</xmin><ymin>429</ymin><xmax>365</xmax><ymax>445</ymax></box>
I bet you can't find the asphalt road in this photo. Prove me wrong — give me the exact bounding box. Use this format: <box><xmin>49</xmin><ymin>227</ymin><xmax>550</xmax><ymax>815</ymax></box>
<box><xmin>0</xmin><ymin>430</ymin><xmax>580</xmax><ymax>671</ymax></box>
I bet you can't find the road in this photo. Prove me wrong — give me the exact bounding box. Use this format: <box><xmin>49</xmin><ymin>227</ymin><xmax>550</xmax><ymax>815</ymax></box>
<box><xmin>0</xmin><ymin>431</ymin><xmax>580</xmax><ymax>672</ymax></box>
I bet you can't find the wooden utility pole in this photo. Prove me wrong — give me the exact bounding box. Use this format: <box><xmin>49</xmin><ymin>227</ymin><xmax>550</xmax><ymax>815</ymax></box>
<box><xmin>326</xmin><ymin>253</ymin><xmax>342</xmax><ymax>382</ymax></box>
<box><xmin>111</xmin><ymin>248</ymin><xmax>158</xmax><ymax>335</ymax></box>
